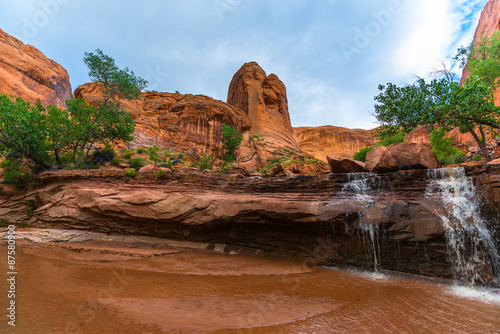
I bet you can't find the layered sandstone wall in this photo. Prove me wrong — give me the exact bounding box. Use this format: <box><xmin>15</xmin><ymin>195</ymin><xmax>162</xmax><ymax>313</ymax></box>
<box><xmin>0</xmin><ymin>28</ymin><xmax>72</xmax><ymax>107</ymax></box>
<box><xmin>4</xmin><ymin>167</ymin><xmax>499</xmax><ymax>280</ymax></box>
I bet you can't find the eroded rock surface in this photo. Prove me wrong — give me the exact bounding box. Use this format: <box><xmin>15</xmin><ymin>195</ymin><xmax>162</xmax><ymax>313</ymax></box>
<box><xmin>3</xmin><ymin>167</ymin><xmax>496</xmax><ymax>280</ymax></box>
<box><xmin>0</xmin><ymin>28</ymin><xmax>72</xmax><ymax>106</ymax></box>
<box><xmin>228</xmin><ymin>62</ymin><xmax>300</xmax><ymax>162</ymax></box>
<box><xmin>75</xmin><ymin>83</ymin><xmax>262</xmax><ymax>169</ymax></box>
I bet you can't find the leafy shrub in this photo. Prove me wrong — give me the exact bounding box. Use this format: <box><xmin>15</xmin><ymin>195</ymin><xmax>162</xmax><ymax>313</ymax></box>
<box><xmin>154</xmin><ymin>169</ymin><xmax>166</xmax><ymax>178</ymax></box>
<box><xmin>122</xmin><ymin>151</ymin><xmax>133</xmax><ymax>159</ymax></box>
<box><xmin>430</xmin><ymin>129</ymin><xmax>466</xmax><ymax>165</ymax></box>
<box><xmin>259</xmin><ymin>166</ymin><xmax>270</xmax><ymax>178</ymax></box>
<box><xmin>0</xmin><ymin>159</ymin><xmax>32</xmax><ymax>184</ymax></box>
<box><xmin>378</xmin><ymin>131</ymin><xmax>406</xmax><ymax>146</ymax></box>
<box><xmin>125</xmin><ymin>169</ymin><xmax>136</xmax><ymax>177</ymax></box>
<box><xmin>129</xmin><ymin>157</ymin><xmax>146</xmax><ymax>171</ymax></box>
<box><xmin>25</xmin><ymin>200</ymin><xmax>36</xmax><ymax>216</ymax></box>
<box><xmin>149</xmin><ymin>153</ymin><xmax>161</xmax><ymax>163</ymax></box>
<box><xmin>110</xmin><ymin>158</ymin><xmax>121</xmax><ymax>167</ymax></box>
<box><xmin>353</xmin><ymin>147</ymin><xmax>375</xmax><ymax>162</ymax></box>
<box><xmin>92</xmin><ymin>147</ymin><xmax>116</xmax><ymax>165</ymax></box>
<box><xmin>147</xmin><ymin>146</ymin><xmax>160</xmax><ymax>154</ymax></box>
<box><xmin>473</xmin><ymin>154</ymin><xmax>482</xmax><ymax>161</ymax></box>
<box><xmin>195</xmin><ymin>154</ymin><xmax>215</xmax><ymax>170</ymax></box>
<box><xmin>135</xmin><ymin>148</ymin><xmax>146</xmax><ymax>154</ymax></box>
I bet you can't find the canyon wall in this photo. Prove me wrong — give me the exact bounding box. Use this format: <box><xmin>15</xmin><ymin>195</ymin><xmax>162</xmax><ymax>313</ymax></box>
<box><xmin>75</xmin><ymin>83</ymin><xmax>262</xmax><ymax>169</ymax></box>
<box><xmin>0</xmin><ymin>29</ymin><xmax>72</xmax><ymax>107</ymax></box>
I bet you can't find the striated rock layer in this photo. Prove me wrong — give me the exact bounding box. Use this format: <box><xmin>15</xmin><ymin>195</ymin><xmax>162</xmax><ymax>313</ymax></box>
<box><xmin>75</xmin><ymin>83</ymin><xmax>262</xmax><ymax>169</ymax></box>
<box><xmin>0</xmin><ymin>29</ymin><xmax>72</xmax><ymax>107</ymax></box>
<box><xmin>228</xmin><ymin>62</ymin><xmax>300</xmax><ymax>162</ymax></box>
<box><xmin>294</xmin><ymin>126</ymin><xmax>376</xmax><ymax>161</ymax></box>
<box><xmin>2</xmin><ymin>166</ymin><xmax>499</xmax><ymax>282</ymax></box>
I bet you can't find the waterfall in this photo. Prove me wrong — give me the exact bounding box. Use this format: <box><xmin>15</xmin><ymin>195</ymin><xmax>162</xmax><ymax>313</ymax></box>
<box><xmin>427</xmin><ymin>167</ymin><xmax>500</xmax><ymax>286</ymax></box>
<box><xmin>342</xmin><ymin>173</ymin><xmax>383</xmax><ymax>272</ymax></box>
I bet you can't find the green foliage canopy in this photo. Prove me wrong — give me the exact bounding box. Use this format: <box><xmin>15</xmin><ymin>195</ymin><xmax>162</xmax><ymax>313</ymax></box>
<box><xmin>221</xmin><ymin>124</ymin><xmax>243</xmax><ymax>163</ymax></box>
<box><xmin>0</xmin><ymin>49</ymin><xmax>147</xmax><ymax>176</ymax></box>
<box><xmin>373</xmin><ymin>76</ymin><xmax>500</xmax><ymax>161</ymax></box>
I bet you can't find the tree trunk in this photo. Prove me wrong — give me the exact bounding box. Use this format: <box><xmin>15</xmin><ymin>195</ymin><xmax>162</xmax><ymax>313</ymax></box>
<box><xmin>468</xmin><ymin>127</ymin><xmax>491</xmax><ymax>162</ymax></box>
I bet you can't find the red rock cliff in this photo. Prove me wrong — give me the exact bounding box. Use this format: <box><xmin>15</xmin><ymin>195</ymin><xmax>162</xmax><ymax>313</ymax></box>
<box><xmin>0</xmin><ymin>29</ymin><xmax>72</xmax><ymax>107</ymax></box>
<box><xmin>293</xmin><ymin>126</ymin><xmax>376</xmax><ymax>161</ymax></box>
<box><xmin>227</xmin><ymin>62</ymin><xmax>300</xmax><ymax>162</ymax></box>
<box><xmin>75</xmin><ymin>83</ymin><xmax>262</xmax><ymax>169</ymax></box>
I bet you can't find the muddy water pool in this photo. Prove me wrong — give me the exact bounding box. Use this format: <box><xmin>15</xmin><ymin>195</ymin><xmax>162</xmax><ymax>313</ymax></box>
<box><xmin>1</xmin><ymin>241</ymin><xmax>500</xmax><ymax>334</ymax></box>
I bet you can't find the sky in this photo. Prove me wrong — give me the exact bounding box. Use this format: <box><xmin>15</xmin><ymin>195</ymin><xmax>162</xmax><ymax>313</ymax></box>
<box><xmin>0</xmin><ymin>0</ymin><xmax>489</xmax><ymax>130</ymax></box>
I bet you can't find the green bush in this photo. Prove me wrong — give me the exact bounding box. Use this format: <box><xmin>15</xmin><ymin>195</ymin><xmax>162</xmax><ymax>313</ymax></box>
<box><xmin>92</xmin><ymin>147</ymin><xmax>116</xmax><ymax>165</ymax></box>
<box><xmin>129</xmin><ymin>157</ymin><xmax>146</xmax><ymax>171</ymax></box>
<box><xmin>149</xmin><ymin>153</ymin><xmax>161</xmax><ymax>163</ymax></box>
<box><xmin>353</xmin><ymin>147</ymin><xmax>374</xmax><ymax>162</ymax></box>
<box><xmin>110</xmin><ymin>158</ymin><xmax>121</xmax><ymax>167</ymax></box>
<box><xmin>430</xmin><ymin>129</ymin><xmax>466</xmax><ymax>165</ymax></box>
<box><xmin>378</xmin><ymin>131</ymin><xmax>406</xmax><ymax>146</ymax></box>
<box><xmin>125</xmin><ymin>169</ymin><xmax>136</xmax><ymax>177</ymax></box>
<box><xmin>135</xmin><ymin>148</ymin><xmax>146</xmax><ymax>154</ymax></box>
<box><xmin>196</xmin><ymin>154</ymin><xmax>215</xmax><ymax>171</ymax></box>
<box><xmin>473</xmin><ymin>154</ymin><xmax>482</xmax><ymax>161</ymax></box>
<box><xmin>122</xmin><ymin>151</ymin><xmax>133</xmax><ymax>159</ymax></box>
<box><xmin>154</xmin><ymin>169</ymin><xmax>166</xmax><ymax>178</ymax></box>
<box><xmin>0</xmin><ymin>159</ymin><xmax>32</xmax><ymax>184</ymax></box>
<box><xmin>147</xmin><ymin>146</ymin><xmax>160</xmax><ymax>154</ymax></box>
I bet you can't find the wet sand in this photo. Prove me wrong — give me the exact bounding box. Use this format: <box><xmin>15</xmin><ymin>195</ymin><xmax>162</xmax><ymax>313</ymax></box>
<box><xmin>1</xmin><ymin>235</ymin><xmax>500</xmax><ymax>333</ymax></box>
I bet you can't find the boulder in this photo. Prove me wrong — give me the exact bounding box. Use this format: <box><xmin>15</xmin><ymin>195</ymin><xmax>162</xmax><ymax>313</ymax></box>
<box><xmin>268</xmin><ymin>164</ymin><xmax>286</xmax><ymax>177</ymax></box>
<box><xmin>326</xmin><ymin>156</ymin><xmax>366</xmax><ymax>174</ymax></box>
<box><xmin>227</xmin><ymin>62</ymin><xmax>300</xmax><ymax>161</ymax></box>
<box><xmin>366</xmin><ymin>143</ymin><xmax>439</xmax><ymax>173</ymax></box>
<box><xmin>0</xmin><ymin>29</ymin><xmax>72</xmax><ymax>107</ymax></box>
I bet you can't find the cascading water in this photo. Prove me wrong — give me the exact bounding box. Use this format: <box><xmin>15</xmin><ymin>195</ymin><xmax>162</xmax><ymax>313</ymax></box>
<box><xmin>342</xmin><ymin>173</ymin><xmax>383</xmax><ymax>272</ymax></box>
<box><xmin>426</xmin><ymin>167</ymin><xmax>500</xmax><ymax>286</ymax></box>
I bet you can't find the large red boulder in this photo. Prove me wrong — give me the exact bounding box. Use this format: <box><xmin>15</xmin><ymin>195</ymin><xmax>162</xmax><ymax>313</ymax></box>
<box><xmin>326</xmin><ymin>156</ymin><xmax>366</xmax><ymax>174</ymax></box>
<box><xmin>366</xmin><ymin>143</ymin><xmax>440</xmax><ymax>173</ymax></box>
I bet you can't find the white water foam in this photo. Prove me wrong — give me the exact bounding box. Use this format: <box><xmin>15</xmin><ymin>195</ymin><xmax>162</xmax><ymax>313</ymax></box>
<box><xmin>427</xmin><ymin>167</ymin><xmax>500</xmax><ymax>286</ymax></box>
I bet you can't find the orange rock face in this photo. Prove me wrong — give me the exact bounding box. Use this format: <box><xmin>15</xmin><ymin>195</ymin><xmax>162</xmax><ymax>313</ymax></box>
<box><xmin>293</xmin><ymin>126</ymin><xmax>376</xmax><ymax>161</ymax></box>
<box><xmin>227</xmin><ymin>62</ymin><xmax>300</xmax><ymax>162</ymax></box>
<box><xmin>460</xmin><ymin>0</ymin><xmax>500</xmax><ymax>96</ymax></box>
<box><xmin>0</xmin><ymin>29</ymin><xmax>72</xmax><ymax>107</ymax></box>
<box><xmin>75</xmin><ymin>83</ymin><xmax>262</xmax><ymax>169</ymax></box>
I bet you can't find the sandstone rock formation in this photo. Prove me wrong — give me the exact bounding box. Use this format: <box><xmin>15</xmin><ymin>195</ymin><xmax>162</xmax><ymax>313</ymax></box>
<box><xmin>460</xmin><ymin>0</ymin><xmax>500</xmax><ymax>104</ymax></box>
<box><xmin>75</xmin><ymin>83</ymin><xmax>262</xmax><ymax>169</ymax></box>
<box><xmin>366</xmin><ymin>143</ymin><xmax>440</xmax><ymax>173</ymax></box>
<box><xmin>294</xmin><ymin>126</ymin><xmax>376</xmax><ymax>161</ymax></box>
<box><xmin>2</xmin><ymin>166</ymin><xmax>498</xmax><ymax>282</ymax></box>
<box><xmin>0</xmin><ymin>29</ymin><xmax>72</xmax><ymax>107</ymax></box>
<box><xmin>326</xmin><ymin>156</ymin><xmax>366</xmax><ymax>174</ymax></box>
<box><xmin>227</xmin><ymin>62</ymin><xmax>300</xmax><ymax>162</ymax></box>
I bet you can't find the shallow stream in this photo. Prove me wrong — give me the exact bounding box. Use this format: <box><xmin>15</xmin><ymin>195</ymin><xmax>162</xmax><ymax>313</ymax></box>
<box><xmin>1</xmin><ymin>240</ymin><xmax>499</xmax><ymax>333</ymax></box>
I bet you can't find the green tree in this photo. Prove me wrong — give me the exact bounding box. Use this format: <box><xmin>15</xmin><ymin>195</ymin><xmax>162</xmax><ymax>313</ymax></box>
<box><xmin>221</xmin><ymin>125</ymin><xmax>243</xmax><ymax>163</ymax></box>
<box><xmin>75</xmin><ymin>49</ymin><xmax>147</xmax><ymax>166</ymax></box>
<box><xmin>373</xmin><ymin>76</ymin><xmax>500</xmax><ymax>161</ymax></box>
<box><xmin>0</xmin><ymin>95</ymin><xmax>50</xmax><ymax>170</ymax></box>
<box><xmin>458</xmin><ymin>31</ymin><xmax>500</xmax><ymax>92</ymax></box>
<box><xmin>0</xmin><ymin>49</ymin><xmax>147</xmax><ymax>174</ymax></box>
